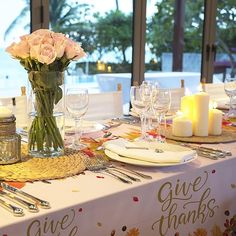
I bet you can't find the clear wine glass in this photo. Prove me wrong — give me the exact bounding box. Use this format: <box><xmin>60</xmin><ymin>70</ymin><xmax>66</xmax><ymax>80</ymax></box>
<box><xmin>66</xmin><ymin>88</ymin><xmax>89</xmax><ymax>150</ymax></box>
<box><xmin>151</xmin><ymin>88</ymin><xmax>171</xmax><ymax>142</ymax></box>
<box><xmin>130</xmin><ymin>85</ymin><xmax>151</xmax><ymax>140</ymax></box>
<box><xmin>140</xmin><ymin>81</ymin><xmax>156</xmax><ymax>136</ymax></box>
<box><xmin>224</xmin><ymin>78</ymin><xmax>236</xmax><ymax>124</ymax></box>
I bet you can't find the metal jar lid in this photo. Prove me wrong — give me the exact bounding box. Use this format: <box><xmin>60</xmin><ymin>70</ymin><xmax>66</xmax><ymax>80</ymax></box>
<box><xmin>0</xmin><ymin>115</ymin><xmax>16</xmax><ymax>136</ymax></box>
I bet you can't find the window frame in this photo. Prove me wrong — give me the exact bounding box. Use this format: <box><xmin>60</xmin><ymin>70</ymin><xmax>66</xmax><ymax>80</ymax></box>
<box><xmin>31</xmin><ymin>0</ymin><xmax>218</xmax><ymax>84</ymax></box>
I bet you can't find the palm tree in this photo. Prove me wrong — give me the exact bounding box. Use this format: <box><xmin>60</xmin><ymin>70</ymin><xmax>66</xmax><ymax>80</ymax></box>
<box><xmin>4</xmin><ymin>0</ymin><xmax>94</xmax><ymax>54</ymax></box>
<box><xmin>115</xmin><ymin>0</ymin><xmax>119</xmax><ymax>11</ymax></box>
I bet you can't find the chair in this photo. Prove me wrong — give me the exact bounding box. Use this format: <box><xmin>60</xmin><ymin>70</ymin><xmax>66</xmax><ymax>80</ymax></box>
<box><xmin>0</xmin><ymin>95</ymin><xmax>27</xmax><ymax>128</ymax></box>
<box><xmin>165</xmin><ymin>79</ymin><xmax>185</xmax><ymax>112</ymax></box>
<box><xmin>65</xmin><ymin>90</ymin><xmax>123</xmax><ymax>127</ymax></box>
<box><xmin>204</xmin><ymin>82</ymin><xmax>228</xmax><ymax>104</ymax></box>
<box><xmin>169</xmin><ymin>87</ymin><xmax>185</xmax><ymax>112</ymax></box>
<box><xmin>84</xmin><ymin>91</ymin><xmax>123</xmax><ymax>120</ymax></box>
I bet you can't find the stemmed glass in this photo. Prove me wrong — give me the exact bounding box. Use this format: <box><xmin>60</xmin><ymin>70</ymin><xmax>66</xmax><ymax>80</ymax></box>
<box><xmin>130</xmin><ymin>85</ymin><xmax>151</xmax><ymax>140</ymax></box>
<box><xmin>151</xmin><ymin>88</ymin><xmax>171</xmax><ymax>142</ymax></box>
<box><xmin>66</xmin><ymin>88</ymin><xmax>89</xmax><ymax>150</ymax></box>
<box><xmin>224</xmin><ymin>78</ymin><xmax>236</xmax><ymax>124</ymax></box>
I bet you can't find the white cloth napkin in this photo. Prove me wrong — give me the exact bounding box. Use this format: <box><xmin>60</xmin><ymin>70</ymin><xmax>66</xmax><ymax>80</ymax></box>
<box><xmin>104</xmin><ymin>139</ymin><xmax>196</xmax><ymax>163</ymax></box>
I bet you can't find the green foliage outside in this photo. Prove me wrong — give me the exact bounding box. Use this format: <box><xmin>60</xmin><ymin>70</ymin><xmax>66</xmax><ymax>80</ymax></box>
<box><xmin>4</xmin><ymin>0</ymin><xmax>236</xmax><ymax>74</ymax></box>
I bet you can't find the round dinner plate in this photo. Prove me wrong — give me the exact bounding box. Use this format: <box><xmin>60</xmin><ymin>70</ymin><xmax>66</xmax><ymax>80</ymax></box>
<box><xmin>129</xmin><ymin>110</ymin><xmax>175</xmax><ymax>120</ymax></box>
<box><xmin>65</xmin><ymin>121</ymin><xmax>104</xmax><ymax>134</ymax></box>
<box><xmin>104</xmin><ymin>149</ymin><xmax>197</xmax><ymax>167</ymax></box>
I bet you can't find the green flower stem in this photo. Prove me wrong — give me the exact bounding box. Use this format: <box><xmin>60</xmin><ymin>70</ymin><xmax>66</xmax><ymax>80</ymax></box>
<box><xmin>28</xmin><ymin>71</ymin><xmax>64</xmax><ymax>155</ymax></box>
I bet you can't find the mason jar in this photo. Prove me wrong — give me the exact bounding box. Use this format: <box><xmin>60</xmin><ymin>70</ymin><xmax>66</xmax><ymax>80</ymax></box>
<box><xmin>0</xmin><ymin>115</ymin><xmax>21</xmax><ymax>164</ymax></box>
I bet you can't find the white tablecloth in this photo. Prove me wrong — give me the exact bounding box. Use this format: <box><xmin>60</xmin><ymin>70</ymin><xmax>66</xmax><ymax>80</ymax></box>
<box><xmin>1</xmin><ymin>124</ymin><xmax>236</xmax><ymax>236</ymax></box>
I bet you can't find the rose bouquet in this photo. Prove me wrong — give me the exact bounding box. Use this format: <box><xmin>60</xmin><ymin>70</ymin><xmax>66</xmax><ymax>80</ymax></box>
<box><xmin>6</xmin><ymin>29</ymin><xmax>86</xmax><ymax>157</ymax></box>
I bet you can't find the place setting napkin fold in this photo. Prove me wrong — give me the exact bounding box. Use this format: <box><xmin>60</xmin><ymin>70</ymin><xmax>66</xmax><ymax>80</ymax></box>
<box><xmin>103</xmin><ymin>139</ymin><xmax>196</xmax><ymax>164</ymax></box>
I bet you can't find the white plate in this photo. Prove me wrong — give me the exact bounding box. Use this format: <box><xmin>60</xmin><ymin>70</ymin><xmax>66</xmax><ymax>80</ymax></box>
<box><xmin>65</xmin><ymin>121</ymin><xmax>104</xmax><ymax>134</ymax></box>
<box><xmin>129</xmin><ymin>110</ymin><xmax>175</xmax><ymax>120</ymax></box>
<box><xmin>105</xmin><ymin>149</ymin><xmax>197</xmax><ymax>167</ymax></box>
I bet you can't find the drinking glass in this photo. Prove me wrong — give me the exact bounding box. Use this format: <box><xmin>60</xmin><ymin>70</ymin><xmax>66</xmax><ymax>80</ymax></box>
<box><xmin>140</xmin><ymin>81</ymin><xmax>157</xmax><ymax>135</ymax></box>
<box><xmin>151</xmin><ymin>88</ymin><xmax>171</xmax><ymax>142</ymax></box>
<box><xmin>66</xmin><ymin>88</ymin><xmax>89</xmax><ymax>150</ymax></box>
<box><xmin>130</xmin><ymin>85</ymin><xmax>151</xmax><ymax>140</ymax></box>
<box><xmin>224</xmin><ymin>78</ymin><xmax>236</xmax><ymax>124</ymax></box>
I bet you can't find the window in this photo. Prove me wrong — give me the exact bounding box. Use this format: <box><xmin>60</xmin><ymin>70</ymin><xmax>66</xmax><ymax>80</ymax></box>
<box><xmin>2</xmin><ymin>0</ymin><xmax>234</xmax><ymax>109</ymax></box>
<box><xmin>49</xmin><ymin>0</ymin><xmax>133</xmax><ymax>113</ymax></box>
<box><xmin>145</xmin><ymin>0</ymin><xmax>204</xmax><ymax>93</ymax></box>
<box><xmin>214</xmin><ymin>1</ymin><xmax>236</xmax><ymax>82</ymax></box>
<box><xmin>0</xmin><ymin>0</ymin><xmax>30</xmax><ymax>97</ymax></box>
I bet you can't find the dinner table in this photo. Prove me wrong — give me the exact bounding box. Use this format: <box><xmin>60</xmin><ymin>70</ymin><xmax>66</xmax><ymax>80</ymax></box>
<box><xmin>0</xmin><ymin>120</ymin><xmax>236</xmax><ymax>236</ymax></box>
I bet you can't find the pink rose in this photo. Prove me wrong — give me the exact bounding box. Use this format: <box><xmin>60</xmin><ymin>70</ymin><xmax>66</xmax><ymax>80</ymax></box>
<box><xmin>28</xmin><ymin>33</ymin><xmax>54</xmax><ymax>60</ymax></box>
<box><xmin>5</xmin><ymin>40</ymin><xmax>30</xmax><ymax>59</ymax></box>
<box><xmin>32</xmin><ymin>29</ymin><xmax>52</xmax><ymax>38</ymax></box>
<box><xmin>52</xmin><ymin>33</ymin><xmax>67</xmax><ymax>58</ymax></box>
<box><xmin>30</xmin><ymin>45</ymin><xmax>40</xmax><ymax>59</ymax></box>
<box><xmin>37</xmin><ymin>43</ymin><xmax>57</xmax><ymax>65</ymax></box>
<box><xmin>65</xmin><ymin>38</ymin><xmax>86</xmax><ymax>60</ymax></box>
<box><xmin>5</xmin><ymin>29</ymin><xmax>86</xmax><ymax>69</ymax></box>
<box><xmin>28</xmin><ymin>34</ymin><xmax>43</xmax><ymax>47</ymax></box>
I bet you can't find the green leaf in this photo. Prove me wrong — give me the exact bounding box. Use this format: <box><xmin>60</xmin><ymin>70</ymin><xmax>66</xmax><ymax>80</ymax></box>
<box><xmin>54</xmin><ymin>87</ymin><xmax>63</xmax><ymax>105</ymax></box>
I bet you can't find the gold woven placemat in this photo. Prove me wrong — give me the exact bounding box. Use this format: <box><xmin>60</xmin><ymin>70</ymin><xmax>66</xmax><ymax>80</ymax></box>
<box><xmin>165</xmin><ymin>126</ymin><xmax>236</xmax><ymax>144</ymax></box>
<box><xmin>0</xmin><ymin>146</ymin><xmax>86</xmax><ymax>182</ymax></box>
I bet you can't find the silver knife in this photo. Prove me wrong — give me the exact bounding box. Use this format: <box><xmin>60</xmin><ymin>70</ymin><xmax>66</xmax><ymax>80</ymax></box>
<box><xmin>196</xmin><ymin>150</ymin><xmax>219</xmax><ymax>160</ymax></box>
<box><xmin>1</xmin><ymin>183</ymin><xmax>51</xmax><ymax>209</ymax></box>
<box><xmin>0</xmin><ymin>190</ymin><xmax>39</xmax><ymax>212</ymax></box>
<box><xmin>179</xmin><ymin>143</ymin><xmax>230</xmax><ymax>158</ymax></box>
<box><xmin>0</xmin><ymin>197</ymin><xmax>24</xmax><ymax>217</ymax></box>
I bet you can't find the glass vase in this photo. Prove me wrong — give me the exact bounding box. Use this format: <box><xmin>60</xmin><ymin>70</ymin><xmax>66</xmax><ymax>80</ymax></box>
<box><xmin>28</xmin><ymin>71</ymin><xmax>65</xmax><ymax>157</ymax></box>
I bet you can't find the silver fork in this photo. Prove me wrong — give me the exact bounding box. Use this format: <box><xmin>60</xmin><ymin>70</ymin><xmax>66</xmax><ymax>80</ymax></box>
<box><xmin>93</xmin><ymin>156</ymin><xmax>141</xmax><ymax>182</ymax></box>
<box><xmin>95</xmin><ymin>155</ymin><xmax>152</xmax><ymax>179</ymax></box>
<box><xmin>83</xmin><ymin>156</ymin><xmax>133</xmax><ymax>184</ymax></box>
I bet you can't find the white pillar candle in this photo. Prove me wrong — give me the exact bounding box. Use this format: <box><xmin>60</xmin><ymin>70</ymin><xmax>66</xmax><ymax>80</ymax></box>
<box><xmin>0</xmin><ymin>106</ymin><xmax>12</xmax><ymax>118</ymax></box>
<box><xmin>193</xmin><ymin>92</ymin><xmax>210</xmax><ymax>136</ymax></box>
<box><xmin>180</xmin><ymin>95</ymin><xmax>194</xmax><ymax>120</ymax></box>
<box><xmin>172</xmin><ymin>116</ymin><xmax>193</xmax><ymax>137</ymax></box>
<box><xmin>208</xmin><ymin>108</ymin><xmax>222</xmax><ymax>135</ymax></box>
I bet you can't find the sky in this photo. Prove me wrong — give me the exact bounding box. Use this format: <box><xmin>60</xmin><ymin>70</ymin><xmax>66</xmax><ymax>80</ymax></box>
<box><xmin>0</xmin><ymin>0</ymin><xmax>28</xmax><ymax>47</ymax></box>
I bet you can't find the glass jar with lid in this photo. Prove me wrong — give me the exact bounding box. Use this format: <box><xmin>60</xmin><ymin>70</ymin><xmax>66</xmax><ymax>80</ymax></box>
<box><xmin>0</xmin><ymin>112</ymin><xmax>21</xmax><ymax>164</ymax></box>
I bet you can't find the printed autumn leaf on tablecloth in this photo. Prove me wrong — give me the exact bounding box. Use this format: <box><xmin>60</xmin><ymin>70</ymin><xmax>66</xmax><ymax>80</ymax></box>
<box><xmin>188</xmin><ymin>228</ymin><xmax>207</xmax><ymax>236</ymax></box>
<box><xmin>125</xmin><ymin>228</ymin><xmax>140</xmax><ymax>236</ymax></box>
<box><xmin>211</xmin><ymin>225</ymin><xmax>222</xmax><ymax>236</ymax></box>
<box><xmin>223</xmin><ymin>214</ymin><xmax>236</xmax><ymax>235</ymax></box>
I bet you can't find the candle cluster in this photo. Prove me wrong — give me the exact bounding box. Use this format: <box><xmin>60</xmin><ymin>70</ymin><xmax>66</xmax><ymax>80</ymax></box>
<box><xmin>172</xmin><ymin>91</ymin><xmax>223</xmax><ymax>137</ymax></box>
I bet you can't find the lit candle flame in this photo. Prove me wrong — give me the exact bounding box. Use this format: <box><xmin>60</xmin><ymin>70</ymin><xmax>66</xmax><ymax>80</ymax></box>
<box><xmin>176</xmin><ymin>110</ymin><xmax>183</xmax><ymax>116</ymax></box>
<box><xmin>197</xmin><ymin>83</ymin><xmax>204</xmax><ymax>92</ymax></box>
<box><xmin>209</xmin><ymin>100</ymin><xmax>217</xmax><ymax>109</ymax></box>
<box><xmin>185</xmin><ymin>87</ymin><xmax>192</xmax><ymax>96</ymax></box>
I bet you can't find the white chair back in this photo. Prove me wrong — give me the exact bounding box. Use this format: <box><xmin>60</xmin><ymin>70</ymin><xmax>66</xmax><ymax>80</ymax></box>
<box><xmin>0</xmin><ymin>96</ymin><xmax>28</xmax><ymax>128</ymax></box>
<box><xmin>204</xmin><ymin>83</ymin><xmax>228</xmax><ymax>103</ymax></box>
<box><xmin>65</xmin><ymin>91</ymin><xmax>123</xmax><ymax>126</ymax></box>
<box><xmin>170</xmin><ymin>87</ymin><xmax>185</xmax><ymax>112</ymax></box>
<box><xmin>85</xmin><ymin>91</ymin><xmax>123</xmax><ymax>120</ymax></box>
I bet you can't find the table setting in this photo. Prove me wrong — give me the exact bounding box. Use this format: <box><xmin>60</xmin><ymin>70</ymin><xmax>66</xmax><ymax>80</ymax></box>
<box><xmin>0</xmin><ymin>29</ymin><xmax>236</xmax><ymax>236</ymax></box>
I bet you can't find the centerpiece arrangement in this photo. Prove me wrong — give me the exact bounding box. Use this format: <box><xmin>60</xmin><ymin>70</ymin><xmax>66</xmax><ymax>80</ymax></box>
<box><xmin>6</xmin><ymin>29</ymin><xmax>86</xmax><ymax>157</ymax></box>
